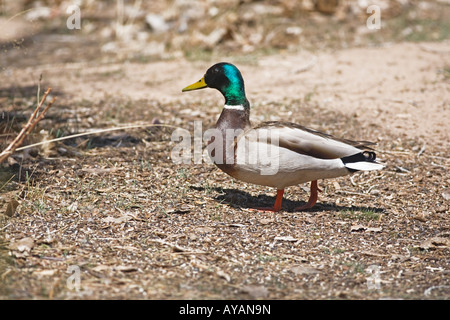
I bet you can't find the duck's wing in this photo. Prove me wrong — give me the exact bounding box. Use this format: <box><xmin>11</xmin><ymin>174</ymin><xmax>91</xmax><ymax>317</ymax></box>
<box><xmin>251</xmin><ymin>121</ymin><xmax>376</xmax><ymax>159</ymax></box>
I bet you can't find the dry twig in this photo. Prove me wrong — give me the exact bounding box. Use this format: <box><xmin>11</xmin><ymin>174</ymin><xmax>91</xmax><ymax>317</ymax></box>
<box><xmin>0</xmin><ymin>87</ymin><xmax>56</xmax><ymax>164</ymax></box>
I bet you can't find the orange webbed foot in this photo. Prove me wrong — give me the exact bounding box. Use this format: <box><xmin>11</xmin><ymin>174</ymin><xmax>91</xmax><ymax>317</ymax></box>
<box><xmin>248</xmin><ymin>189</ymin><xmax>284</xmax><ymax>213</ymax></box>
<box><xmin>294</xmin><ymin>180</ymin><xmax>320</xmax><ymax>211</ymax></box>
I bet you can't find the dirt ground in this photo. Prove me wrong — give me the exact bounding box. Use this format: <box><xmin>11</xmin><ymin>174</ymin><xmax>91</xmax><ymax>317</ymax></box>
<box><xmin>0</xmin><ymin>1</ymin><xmax>449</xmax><ymax>300</ymax></box>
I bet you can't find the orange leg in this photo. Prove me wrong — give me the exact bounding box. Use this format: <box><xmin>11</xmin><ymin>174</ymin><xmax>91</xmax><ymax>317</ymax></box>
<box><xmin>294</xmin><ymin>180</ymin><xmax>320</xmax><ymax>211</ymax></box>
<box><xmin>250</xmin><ymin>189</ymin><xmax>284</xmax><ymax>213</ymax></box>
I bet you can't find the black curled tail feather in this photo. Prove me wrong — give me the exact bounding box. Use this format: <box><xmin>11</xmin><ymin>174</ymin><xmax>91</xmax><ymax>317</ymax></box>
<box><xmin>341</xmin><ymin>151</ymin><xmax>376</xmax><ymax>164</ymax></box>
<box><xmin>363</xmin><ymin>151</ymin><xmax>376</xmax><ymax>161</ymax></box>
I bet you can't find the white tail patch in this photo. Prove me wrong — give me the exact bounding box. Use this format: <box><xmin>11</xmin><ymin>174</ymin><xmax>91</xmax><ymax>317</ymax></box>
<box><xmin>345</xmin><ymin>162</ymin><xmax>384</xmax><ymax>171</ymax></box>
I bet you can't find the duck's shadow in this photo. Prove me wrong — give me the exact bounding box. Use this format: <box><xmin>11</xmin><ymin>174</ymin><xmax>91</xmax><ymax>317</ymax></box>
<box><xmin>191</xmin><ymin>186</ymin><xmax>384</xmax><ymax>213</ymax></box>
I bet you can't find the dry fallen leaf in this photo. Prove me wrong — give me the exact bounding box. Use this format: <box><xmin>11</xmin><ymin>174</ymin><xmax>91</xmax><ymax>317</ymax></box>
<box><xmin>33</xmin><ymin>269</ymin><xmax>57</xmax><ymax>277</ymax></box>
<box><xmin>289</xmin><ymin>265</ymin><xmax>321</xmax><ymax>275</ymax></box>
<box><xmin>196</xmin><ymin>226</ymin><xmax>214</xmax><ymax>233</ymax></box>
<box><xmin>367</xmin><ymin>227</ymin><xmax>382</xmax><ymax>233</ymax></box>
<box><xmin>114</xmin><ymin>265</ymin><xmax>138</xmax><ymax>272</ymax></box>
<box><xmin>9</xmin><ymin>237</ymin><xmax>34</xmax><ymax>258</ymax></box>
<box><xmin>101</xmin><ymin>214</ymin><xmax>133</xmax><ymax>224</ymax></box>
<box><xmin>412</xmin><ymin>214</ymin><xmax>427</xmax><ymax>222</ymax></box>
<box><xmin>5</xmin><ymin>199</ymin><xmax>19</xmax><ymax>217</ymax></box>
<box><xmin>350</xmin><ymin>225</ymin><xmax>366</xmax><ymax>232</ymax></box>
<box><xmin>442</xmin><ymin>190</ymin><xmax>450</xmax><ymax>201</ymax></box>
<box><xmin>350</xmin><ymin>225</ymin><xmax>382</xmax><ymax>233</ymax></box>
<box><xmin>166</xmin><ymin>208</ymin><xmax>190</xmax><ymax>214</ymax></box>
<box><xmin>419</xmin><ymin>237</ymin><xmax>450</xmax><ymax>250</ymax></box>
<box><xmin>81</xmin><ymin>167</ymin><xmax>119</xmax><ymax>174</ymax></box>
<box><xmin>274</xmin><ymin>235</ymin><xmax>298</xmax><ymax>242</ymax></box>
<box><xmin>259</xmin><ymin>218</ymin><xmax>274</xmax><ymax>225</ymax></box>
<box><xmin>216</xmin><ymin>269</ymin><xmax>231</xmax><ymax>282</ymax></box>
<box><xmin>228</xmin><ymin>223</ymin><xmax>246</xmax><ymax>228</ymax></box>
<box><xmin>361</xmin><ymin>251</ymin><xmax>390</xmax><ymax>257</ymax></box>
<box><xmin>92</xmin><ymin>265</ymin><xmax>110</xmax><ymax>272</ymax></box>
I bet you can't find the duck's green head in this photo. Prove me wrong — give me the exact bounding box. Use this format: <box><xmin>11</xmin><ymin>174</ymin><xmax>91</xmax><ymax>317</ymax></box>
<box><xmin>182</xmin><ymin>62</ymin><xmax>248</xmax><ymax>106</ymax></box>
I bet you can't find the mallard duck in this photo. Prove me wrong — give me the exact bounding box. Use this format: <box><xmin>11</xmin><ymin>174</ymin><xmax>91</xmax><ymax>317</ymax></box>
<box><xmin>182</xmin><ymin>62</ymin><xmax>384</xmax><ymax>212</ymax></box>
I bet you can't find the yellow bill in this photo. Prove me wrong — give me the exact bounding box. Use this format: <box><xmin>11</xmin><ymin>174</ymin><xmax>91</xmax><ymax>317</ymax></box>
<box><xmin>182</xmin><ymin>77</ymin><xmax>207</xmax><ymax>92</ymax></box>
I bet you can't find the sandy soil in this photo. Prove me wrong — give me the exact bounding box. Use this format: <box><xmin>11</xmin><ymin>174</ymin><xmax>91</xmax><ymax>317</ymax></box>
<box><xmin>6</xmin><ymin>41</ymin><xmax>449</xmax><ymax>141</ymax></box>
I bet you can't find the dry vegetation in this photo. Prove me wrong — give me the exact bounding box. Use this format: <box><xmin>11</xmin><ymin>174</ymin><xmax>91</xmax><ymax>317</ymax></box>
<box><xmin>0</xmin><ymin>0</ymin><xmax>449</xmax><ymax>300</ymax></box>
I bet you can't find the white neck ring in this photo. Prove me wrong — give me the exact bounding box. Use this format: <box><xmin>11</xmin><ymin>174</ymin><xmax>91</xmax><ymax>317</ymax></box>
<box><xmin>224</xmin><ymin>104</ymin><xmax>245</xmax><ymax>111</ymax></box>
